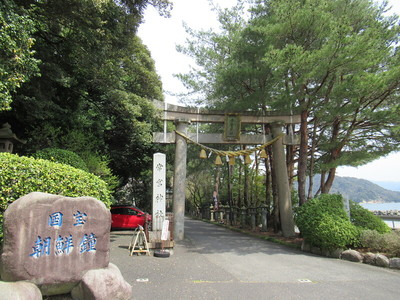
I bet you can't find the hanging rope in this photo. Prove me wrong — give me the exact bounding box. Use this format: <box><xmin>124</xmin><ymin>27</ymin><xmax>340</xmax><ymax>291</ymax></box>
<box><xmin>175</xmin><ymin>130</ymin><xmax>284</xmax><ymax>157</ymax></box>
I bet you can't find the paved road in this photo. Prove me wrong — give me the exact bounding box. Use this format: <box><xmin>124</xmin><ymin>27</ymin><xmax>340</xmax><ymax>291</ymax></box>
<box><xmin>110</xmin><ymin>218</ymin><xmax>400</xmax><ymax>300</ymax></box>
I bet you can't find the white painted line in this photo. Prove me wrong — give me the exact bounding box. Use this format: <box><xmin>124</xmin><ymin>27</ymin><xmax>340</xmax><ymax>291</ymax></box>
<box><xmin>298</xmin><ymin>279</ymin><xmax>313</xmax><ymax>283</ymax></box>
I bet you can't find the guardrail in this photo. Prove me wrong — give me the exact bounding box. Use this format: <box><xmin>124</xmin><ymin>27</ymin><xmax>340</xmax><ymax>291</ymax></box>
<box><xmin>376</xmin><ymin>215</ymin><xmax>400</xmax><ymax>229</ymax></box>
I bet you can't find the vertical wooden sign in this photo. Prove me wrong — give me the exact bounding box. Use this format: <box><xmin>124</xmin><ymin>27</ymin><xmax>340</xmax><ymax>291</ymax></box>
<box><xmin>152</xmin><ymin>153</ymin><xmax>166</xmax><ymax>231</ymax></box>
<box><xmin>224</xmin><ymin>114</ymin><xmax>241</xmax><ymax>141</ymax></box>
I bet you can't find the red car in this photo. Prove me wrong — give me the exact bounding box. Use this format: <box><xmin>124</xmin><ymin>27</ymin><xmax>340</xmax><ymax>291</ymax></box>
<box><xmin>110</xmin><ymin>205</ymin><xmax>151</xmax><ymax>230</ymax></box>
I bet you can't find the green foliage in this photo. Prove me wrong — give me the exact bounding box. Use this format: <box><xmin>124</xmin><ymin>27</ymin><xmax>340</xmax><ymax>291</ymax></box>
<box><xmin>0</xmin><ymin>0</ymin><xmax>40</xmax><ymax>110</ymax></box>
<box><xmin>81</xmin><ymin>152</ymin><xmax>119</xmax><ymax>192</ymax></box>
<box><xmin>350</xmin><ymin>201</ymin><xmax>391</xmax><ymax>234</ymax></box>
<box><xmin>0</xmin><ymin>153</ymin><xmax>111</xmax><ymax>211</ymax></box>
<box><xmin>312</xmin><ymin>213</ymin><xmax>361</xmax><ymax>250</ymax></box>
<box><xmin>295</xmin><ymin>194</ymin><xmax>391</xmax><ymax>250</ymax></box>
<box><xmin>0</xmin><ymin>0</ymin><xmax>165</xmax><ymax>190</ymax></box>
<box><xmin>177</xmin><ymin>0</ymin><xmax>400</xmax><ymax>203</ymax></box>
<box><xmin>359</xmin><ymin>229</ymin><xmax>388</xmax><ymax>251</ymax></box>
<box><xmin>186</xmin><ymin>169</ymin><xmax>214</xmax><ymax>210</ymax></box>
<box><xmin>291</xmin><ymin>189</ymin><xmax>300</xmax><ymax>209</ymax></box>
<box><xmin>295</xmin><ymin>194</ymin><xmax>360</xmax><ymax>249</ymax></box>
<box><xmin>0</xmin><ymin>213</ymin><xmax>2</xmax><ymax>241</ymax></box>
<box><xmin>27</xmin><ymin>131</ymin><xmax>119</xmax><ymax>193</ymax></box>
<box><xmin>360</xmin><ymin>230</ymin><xmax>400</xmax><ymax>257</ymax></box>
<box><xmin>33</xmin><ymin>148</ymin><xmax>88</xmax><ymax>172</ymax></box>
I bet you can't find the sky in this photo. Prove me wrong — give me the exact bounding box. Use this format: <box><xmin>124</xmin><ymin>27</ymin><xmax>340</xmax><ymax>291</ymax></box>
<box><xmin>138</xmin><ymin>0</ymin><xmax>400</xmax><ymax>183</ymax></box>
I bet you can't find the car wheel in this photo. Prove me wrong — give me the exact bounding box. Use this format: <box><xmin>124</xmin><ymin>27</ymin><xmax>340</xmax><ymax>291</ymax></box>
<box><xmin>154</xmin><ymin>250</ymin><xmax>170</xmax><ymax>258</ymax></box>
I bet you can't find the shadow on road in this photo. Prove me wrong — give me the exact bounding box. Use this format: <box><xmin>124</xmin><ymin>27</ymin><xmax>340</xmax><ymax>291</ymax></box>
<box><xmin>182</xmin><ymin>219</ymin><xmax>306</xmax><ymax>257</ymax></box>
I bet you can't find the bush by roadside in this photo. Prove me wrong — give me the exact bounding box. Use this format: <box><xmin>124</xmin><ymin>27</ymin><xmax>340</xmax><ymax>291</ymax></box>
<box><xmin>33</xmin><ymin>148</ymin><xmax>119</xmax><ymax>192</ymax></box>
<box><xmin>360</xmin><ymin>229</ymin><xmax>400</xmax><ymax>257</ymax></box>
<box><xmin>0</xmin><ymin>152</ymin><xmax>112</xmax><ymax>241</ymax></box>
<box><xmin>294</xmin><ymin>194</ymin><xmax>391</xmax><ymax>250</ymax></box>
<box><xmin>295</xmin><ymin>194</ymin><xmax>360</xmax><ymax>250</ymax></box>
<box><xmin>33</xmin><ymin>148</ymin><xmax>89</xmax><ymax>172</ymax></box>
<box><xmin>350</xmin><ymin>201</ymin><xmax>391</xmax><ymax>234</ymax></box>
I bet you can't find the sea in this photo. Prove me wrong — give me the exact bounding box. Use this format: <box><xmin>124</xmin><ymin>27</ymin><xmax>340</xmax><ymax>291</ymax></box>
<box><xmin>360</xmin><ymin>203</ymin><xmax>400</xmax><ymax>211</ymax></box>
<box><xmin>360</xmin><ymin>203</ymin><xmax>400</xmax><ymax>229</ymax></box>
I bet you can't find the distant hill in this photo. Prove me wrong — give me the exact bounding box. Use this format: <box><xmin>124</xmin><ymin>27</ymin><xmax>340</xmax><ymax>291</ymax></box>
<box><xmin>372</xmin><ymin>181</ymin><xmax>400</xmax><ymax>192</ymax></box>
<box><xmin>304</xmin><ymin>175</ymin><xmax>400</xmax><ymax>203</ymax></box>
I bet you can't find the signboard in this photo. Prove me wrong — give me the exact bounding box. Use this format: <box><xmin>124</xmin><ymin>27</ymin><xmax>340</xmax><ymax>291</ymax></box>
<box><xmin>161</xmin><ymin>220</ymin><xmax>170</xmax><ymax>241</ymax></box>
<box><xmin>224</xmin><ymin>114</ymin><xmax>241</xmax><ymax>141</ymax></box>
<box><xmin>152</xmin><ymin>153</ymin><xmax>166</xmax><ymax>231</ymax></box>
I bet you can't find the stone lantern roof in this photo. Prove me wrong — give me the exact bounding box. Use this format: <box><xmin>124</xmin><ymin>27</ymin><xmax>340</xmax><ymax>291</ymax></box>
<box><xmin>0</xmin><ymin>123</ymin><xmax>24</xmax><ymax>142</ymax></box>
<box><xmin>0</xmin><ymin>123</ymin><xmax>25</xmax><ymax>153</ymax></box>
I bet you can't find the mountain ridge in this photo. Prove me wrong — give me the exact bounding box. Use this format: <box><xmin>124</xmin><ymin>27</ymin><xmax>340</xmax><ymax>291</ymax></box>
<box><xmin>306</xmin><ymin>175</ymin><xmax>400</xmax><ymax>203</ymax></box>
<box><xmin>371</xmin><ymin>181</ymin><xmax>400</xmax><ymax>192</ymax></box>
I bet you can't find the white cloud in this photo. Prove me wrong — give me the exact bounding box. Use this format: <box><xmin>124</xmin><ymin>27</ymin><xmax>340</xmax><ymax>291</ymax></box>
<box><xmin>336</xmin><ymin>152</ymin><xmax>400</xmax><ymax>182</ymax></box>
<box><xmin>138</xmin><ymin>0</ymin><xmax>236</xmax><ymax>104</ymax></box>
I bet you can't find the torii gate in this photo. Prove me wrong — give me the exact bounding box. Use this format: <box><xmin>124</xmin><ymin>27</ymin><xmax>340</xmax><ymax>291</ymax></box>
<box><xmin>152</xmin><ymin>100</ymin><xmax>301</xmax><ymax>239</ymax></box>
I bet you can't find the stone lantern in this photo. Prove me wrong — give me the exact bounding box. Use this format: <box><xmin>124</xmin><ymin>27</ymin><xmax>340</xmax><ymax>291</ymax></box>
<box><xmin>0</xmin><ymin>123</ymin><xmax>24</xmax><ymax>153</ymax></box>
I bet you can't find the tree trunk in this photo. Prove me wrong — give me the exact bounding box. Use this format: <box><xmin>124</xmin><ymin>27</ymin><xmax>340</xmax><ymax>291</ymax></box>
<box><xmin>254</xmin><ymin>153</ymin><xmax>260</xmax><ymax>207</ymax></box>
<box><xmin>226</xmin><ymin>163</ymin><xmax>234</xmax><ymax>224</ymax></box>
<box><xmin>298</xmin><ymin>109</ymin><xmax>309</xmax><ymax>205</ymax></box>
<box><xmin>286</xmin><ymin>124</ymin><xmax>296</xmax><ymax>190</ymax></box>
<box><xmin>238</xmin><ymin>161</ymin><xmax>243</xmax><ymax>206</ymax></box>
<box><xmin>265</xmin><ymin>153</ymin><xmax>272</xmax><ymax>228</ymax></box>
<box><xmin>243</xmin><ymin>146</ymin><xmax>249</xmax><ymax>207</ymax></box>
<box><xmin>321</xmin><ymin>117</ymin><xmax>341</xmax><ymax>194</ymax></box>
<box><xmin>307</xmin><ymin>118</ymin><xmax>318</xmax><ymax>200</ymax></box>
<box><xmin>270</xmin><ymin>152</ymin><xmax>280</xmax><ymax>233</ymax></box>
<box><xmin>214</xmin><ymin>166</ymin><xmax>221</xmax><ymax>205</ymax></box>
<box><xmin>322</xmin><ymin>167</ymin><xmax>336</xmax><ymax>193</ymax></box>
<box><xmin>317</xmin><ymin>172</ymin><xmax>325</xmax><ymax>197</ymax></box>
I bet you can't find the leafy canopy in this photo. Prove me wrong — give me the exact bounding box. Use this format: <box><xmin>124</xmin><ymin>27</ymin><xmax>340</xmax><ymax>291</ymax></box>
<box><xmin>1</xmin><ymin>0</ymin><xmax>168</xmax><ymax>194</ymax></box>
<box><xmin>0</xmin><ymin>0</ymin><xmax>40</xmax><ymax>110</ymax></box>
<box><xmin>177</xmin><ymin>0</ymin><xmax>400</xmax><ymax>200</ymax></box>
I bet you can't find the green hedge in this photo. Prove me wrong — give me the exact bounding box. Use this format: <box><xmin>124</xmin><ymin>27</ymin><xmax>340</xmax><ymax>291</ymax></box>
<box><xmin>360</xmin><ymin>230</ymin><xmax>400</xmax><ymax>257</ymax></box>
<box><xmin>350</xmin><ymin>201</ymin><xmax>391</xmax><ymax>234</ymax></box>
<box><xmin>33</xmin><ymin>148</ymin><xmax>89</xmax><ymax>172</ymax></box>
<box><xmin>295</xmin><ymin>194</ymin><xmax>391</xmax><ymax>250</ymax></box>
<box><xmin>0</xmin><ymin>152</ymin><xmax>111</xmax><ymax>210</ymax></box>
<box><xmin>295</xmin><ymin>194</ymin><xmax>360</xmax><ymax>250</ymax></box>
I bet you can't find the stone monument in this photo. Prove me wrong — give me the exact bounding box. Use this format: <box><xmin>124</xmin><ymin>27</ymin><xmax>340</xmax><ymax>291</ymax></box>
<box><xmin>152</xmin><ymin>153</ymin><xmax>166</xmax><ymax>231</ymax></box>
<box><xmin>0</xmin><ymin>192</ymin><xmax>132</xmax><ymax>299</ymax></box>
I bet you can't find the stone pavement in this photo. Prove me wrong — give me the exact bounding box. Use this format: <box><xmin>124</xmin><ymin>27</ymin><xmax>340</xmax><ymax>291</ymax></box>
<box><xmin>110</xmin><ymin>218</ymin><xmax>400</xmax><ymax>300</ymax></box>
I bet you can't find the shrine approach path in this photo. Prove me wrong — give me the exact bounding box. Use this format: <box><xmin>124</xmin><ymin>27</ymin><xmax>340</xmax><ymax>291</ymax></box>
<box><xmin>110</xmin><ymin>218</ymin><xmax>400</xmax><ymax>300</ymax></box>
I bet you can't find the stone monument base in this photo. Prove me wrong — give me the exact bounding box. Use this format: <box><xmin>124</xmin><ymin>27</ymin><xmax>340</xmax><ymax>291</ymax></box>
<box><xmin>0</xmin><ymin>263</ymin><xmax>132</xmax><ymax>300</ymax></box>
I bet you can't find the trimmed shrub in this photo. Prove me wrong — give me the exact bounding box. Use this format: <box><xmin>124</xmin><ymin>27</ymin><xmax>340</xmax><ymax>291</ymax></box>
<box><xmin>295</xmin><ymin>194</ymin><xmax>360</xmax><ymax>250</ymax></box>
<box><xmin>0</xmin><ymin>153</ymin><xmax>111</xmax><ymax>210</ymax></box>
<box><xmin>33</xmin><ymin>148</ymin><xmax>119</xmax><ymax>193</ymax></box>
<box><xmin>360</xmin><ymin>230</ymin><xmax>388</xmax><ymax>251</ymax></box>
<box><xmin>33</xmin><ymin>148</ymin><xmax>89</xmax><ymax>172</ymax></box>
<box><xmin>385</xmin><ymin>230</ymin><xmax>400</xmax><ymax>257</ymax></box>
<box><xmin>360</xmin><ymin>229</ymin><xmax>400</xmax><ymax>257</ymax></box>
<box><xmin>313</xmin><ymin>213</ymin><xmax>360</xmax><ymax>249</ymax></box>
<box><xmin>349</xmin><ymin>201</ymin><xmax>391</xmax><ymax>233</ymax></box>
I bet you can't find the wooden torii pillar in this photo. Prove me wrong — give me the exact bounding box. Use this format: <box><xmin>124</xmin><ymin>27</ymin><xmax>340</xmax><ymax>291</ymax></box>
<box><xmin>152</xmin><ymin>101</ymin><xmax>300</xmax><ymax>239</ymax></box>
<box><xmin>173</xmin><ymin>119</ymin><xmax>190</xmax><ymax>240</ymax></box>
